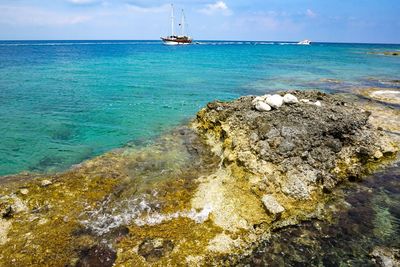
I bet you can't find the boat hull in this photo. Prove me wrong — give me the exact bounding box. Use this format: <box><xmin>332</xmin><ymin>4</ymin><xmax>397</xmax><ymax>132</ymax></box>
<box><xmin>297</xmin><ymin>40</ymin><xmax>311</xmax><ymax>45</ymax></box>
<box><xmin>161</xmin><ymin>37</ymin><xmax>193</xmax><ymax>46</ymax></box>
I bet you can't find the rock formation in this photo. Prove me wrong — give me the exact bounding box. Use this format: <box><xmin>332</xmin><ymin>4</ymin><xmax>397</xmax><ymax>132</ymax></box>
<box><xmin>0</xmin><ymin>90</ymin><xmax>398</xmax><ymax>266</ymax></box>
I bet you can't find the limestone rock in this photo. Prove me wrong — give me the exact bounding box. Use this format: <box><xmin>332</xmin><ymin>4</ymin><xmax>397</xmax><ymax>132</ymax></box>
<box><xmin>40</xmin><ymin>179</ymin><xmax>53</xmax><ymax>187</ymax></box>
<box><xmin>251</xmin><ymin>96</ymin><xmax>264</xmax><ymax>105</ymax></box>
<box><xmin>261</xmin><ymin>195</ymin><xmax>285</xmax><ymax>215</ymax></box>
<box><xmin>374</xmin><ymin>150</ymin><xmax>384</xmax><ymax>159</ymax></box>
<box><xmin>0</xmin><ymin>219</ymin><xmax>11</xmax><ymax>245</ymax></box>
<box><xmin>252</xmin><ymin>95</ymin><xmax>270</xmax><ymax>105</ymax></box>
<box><xmin>282</xmin><ymin>175</ymin><xmax>310</xmax><ymax>200</ymax></box>
<box><xmin>254</xmin><ymin>101</ymin><xmax>272</xmax><ymax>112</ymax></box>
<box><xmin>196</xmin><ymin>90</ymin><xmax>398</xmax><ymax>207</ymax></box>
<box><xmin>283</xmin><ymin>93</ymin><xmax>299</xmax><ymax>104</ymax></box>
<box><xmin>265</xmin><ymin>94</ymin><xmax>284</xmax><ymax>109</ymax></box>
<box><xmin>20</xmin><ymin>189</ymin><xmax>29</xmax><ymax>195</ymax></box>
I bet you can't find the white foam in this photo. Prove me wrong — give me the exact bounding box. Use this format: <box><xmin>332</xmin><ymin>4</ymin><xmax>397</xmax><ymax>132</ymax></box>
<box><xmin>134</xmin><ymin>204</ymin><xmax>213</xmax><ymax>226</ymax></box>
<box><xmin>0</xmin><ymin>42</ymin><xmax>159</xmax><ymax>47</ymax></box>
<box><xmin>81</xmin><ymin>194</ymin><xmax>213</xmax><ymax>235</ymax></box>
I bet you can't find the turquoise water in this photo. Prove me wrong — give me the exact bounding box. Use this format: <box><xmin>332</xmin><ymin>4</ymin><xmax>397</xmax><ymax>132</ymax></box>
<box><xmin>0</xmin><ymin>40</ymin><xmax>399</xmax><ymax>176</ymax></box>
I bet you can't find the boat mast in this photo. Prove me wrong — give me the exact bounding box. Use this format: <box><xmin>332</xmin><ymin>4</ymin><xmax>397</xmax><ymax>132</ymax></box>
<box><xmin>170</xmin><ymin>4</ymin><xmax>175</xmax><ymax>36</ymax></box>
<box><xmin>181</xmin><ymin>9</ymin><xmax>185</xmax><ymax>36</ymax></box>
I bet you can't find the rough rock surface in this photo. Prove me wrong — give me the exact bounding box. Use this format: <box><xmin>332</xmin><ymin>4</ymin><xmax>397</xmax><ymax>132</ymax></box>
<box><xmin>370</xmin><ymin>246</ymin><xmax>400</xmax><ymax>267</ymax></box>
<box><xmin>195</xmin><ymin>90</ymin><xmax>397</xmax><ymax>202</ymax></box>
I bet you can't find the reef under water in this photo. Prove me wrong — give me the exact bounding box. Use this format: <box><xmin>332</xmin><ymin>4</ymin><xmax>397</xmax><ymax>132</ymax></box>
<box><xmin>0</xmin><ymin>89</ymin><xmax>399</xmax><ymax>266</ymax></box>
<box><xmin>238</xmin><ymin>164</ymin><xmax>400</xmax><ymax>266</ymax></box>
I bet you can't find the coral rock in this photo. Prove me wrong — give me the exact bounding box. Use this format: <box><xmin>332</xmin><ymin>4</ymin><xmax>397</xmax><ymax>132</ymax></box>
<box><xmin>254</xmin><ymin>101</ymin><xmax>272</xmax><ymax>112</ymax></box>
<box><xmin>283</xmin><ymin>93</ymin><xmax>299</xmax><ymax>104</ymax></box>
<box><xmin>265</xmin><ymin>94</ymin><xmax>284</xmax><ymax>109</ymax></box>
<box><xmin>261</xmin><ymin>195</ymin><xmax>285</xmax><ymax>215</ymax></box>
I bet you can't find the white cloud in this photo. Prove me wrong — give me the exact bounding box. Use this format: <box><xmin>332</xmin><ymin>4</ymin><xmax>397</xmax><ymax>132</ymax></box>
<box><xmin>0</xmin><ymin>5</ymin><xmax>92</xmax><ymax>26</ymax></box>
<box><xmin>306</xmin><ymin>9</ymin><xmax>316</xmax><ymax>18</ymax></box>
<box><xmin>126</xmin><ymin>4</ymin><xmax>170</xmax><ymax>13</ymax></box>
<box><xmin>199</xmin><ymin>1</ymin><xmax>232</xmax><ymax>16</ymax></box>
<box><xmin>232</xmin><ymin>11</ymin><xmax>303</xmax><ymax>35</ymax></box>
<box><xmin>68</xmin><ymin>0</ymin><xmax>98</xmax><ymax>4</ymax></box>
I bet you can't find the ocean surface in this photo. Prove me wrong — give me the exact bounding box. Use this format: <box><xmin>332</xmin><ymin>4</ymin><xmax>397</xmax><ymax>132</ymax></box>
<box><xmin>0</xmin><ymin>40</ymin><xmax>399</xmax><ymax>176</ymax></box>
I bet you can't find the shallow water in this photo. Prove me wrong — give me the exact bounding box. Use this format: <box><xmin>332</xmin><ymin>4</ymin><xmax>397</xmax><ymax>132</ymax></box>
<box><xmin>0</xmin><ymin>40</ymin><xmax>399</xmax><ymax>175</ymax></box>
<box><xmin>238</xmin><ymin>164</ymin><xmax>400</xmax><ymax>266</ymax></box>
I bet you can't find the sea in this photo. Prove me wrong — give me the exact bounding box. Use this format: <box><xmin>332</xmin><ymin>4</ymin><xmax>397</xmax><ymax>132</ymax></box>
<box><xmin>1</xmin><ymin>40</ymin><xmax>399</xmax><ymax>176</ymax></box>
<box><xmin>0</xmin><ymin>40</ymin><xmax>399</xmax><ymax>265</ymax></box>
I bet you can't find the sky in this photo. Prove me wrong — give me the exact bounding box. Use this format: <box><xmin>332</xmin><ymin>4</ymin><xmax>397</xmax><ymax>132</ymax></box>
<box><xmin>0</xmin><ymin>0</ymin><xmax>399</xmax><ymax>43</ymax></box>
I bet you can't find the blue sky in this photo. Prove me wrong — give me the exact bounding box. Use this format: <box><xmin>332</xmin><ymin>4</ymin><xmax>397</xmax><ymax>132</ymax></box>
<box><xmin>0</xmin><ymin>0</ymin><xmax>399</xmax><ymax>43</ymax></box>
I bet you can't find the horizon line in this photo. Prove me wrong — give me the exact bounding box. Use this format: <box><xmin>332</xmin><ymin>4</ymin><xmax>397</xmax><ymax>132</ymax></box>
<box><xmin>0</xmin><ymin>39</ymin><xmax>399</xmax><ymax>45</ymax></box>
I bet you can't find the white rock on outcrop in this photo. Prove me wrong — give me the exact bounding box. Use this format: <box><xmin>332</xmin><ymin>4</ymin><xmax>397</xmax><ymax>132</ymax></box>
<box><xmin>252</xmin><ymin>94</ymin><xmax>271</xmax><ymax>105</ymax></box>
<box><xmin>20</xmin><ymin>189</ymin><xmax>29</xmax><ymax>195</ymax></box>
<box><xmin>255</xmin><ymin>101</ymin><xmax>272</xmax><ymax>112</ymax></box>
<box><xmin>261</xmin><ymin>195</ymin><xmax>285</xmax><ymax>215</ymax></box>
<box><xmin>252</xmin><ymin>96</ymin><xmax>264</xmax><ymax>105</ymax></box>
<box><xmin>314</xmin><ymin>101</ymin><xmax>322</xmax><ymax>107</ymax></box>
<box><xmin>265</xmin><ymin>94</ymin><xmax>284</xmax><ymax>109</ymax></box>
<box><xmin>283</xmin><ymin>94</ymin><xmax>299</xmax><ymax>104</ymax></box>
<box><xmin>40</xmin><ymin>180</ymin><xmax>52</xmax><ymax>187</ymax></box>
<box><xmin>0</xmin><ymin>219</ymin><xmax>12</xmax><ymax>245</ymax></box>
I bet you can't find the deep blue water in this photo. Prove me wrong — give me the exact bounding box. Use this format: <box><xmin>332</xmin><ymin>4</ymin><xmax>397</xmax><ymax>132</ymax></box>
<box><xmin>0</xmin><ymin>40</ymin><xmax>399</xmax><ymax>175</ymax></box>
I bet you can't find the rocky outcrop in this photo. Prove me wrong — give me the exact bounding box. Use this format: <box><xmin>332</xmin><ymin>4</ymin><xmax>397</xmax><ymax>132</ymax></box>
<box><xmin>0</xmin><ymin>90</ymin><xmax>398</xmax><ymax>266</ymax></box>
<box><xmin>195</xmin><ymin>90</ymin><xmax>397</xmax><ymax>202</ymax></box>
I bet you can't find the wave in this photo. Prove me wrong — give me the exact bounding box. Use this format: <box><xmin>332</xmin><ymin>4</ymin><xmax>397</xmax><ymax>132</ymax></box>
<box><xmin>195</xmin><ymin>41</ymin><xmax>300</xmax><ymax>46</ymax></box>
<box><xmin>0</xmin><ymin>41</ymin><xmax>306</xmax><ymax>47</ymax></box>
<box><xmin>0</xmin><ymin>41</ymin><xmax>160</xmax><ymax>47</ymax></box>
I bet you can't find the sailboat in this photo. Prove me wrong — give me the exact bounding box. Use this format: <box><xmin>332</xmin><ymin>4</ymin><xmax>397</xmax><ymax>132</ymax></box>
<box><xmin>161</xmin><ymin>4</ymin><xmax>193</xmax><ymax>45</ymax></box>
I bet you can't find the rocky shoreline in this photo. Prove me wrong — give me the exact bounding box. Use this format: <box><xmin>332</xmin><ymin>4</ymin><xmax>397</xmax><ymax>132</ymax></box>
<box><xmin>0</xmin><ymin>90</ymin><xmax>399</xmax><ymax>266</ymax></box>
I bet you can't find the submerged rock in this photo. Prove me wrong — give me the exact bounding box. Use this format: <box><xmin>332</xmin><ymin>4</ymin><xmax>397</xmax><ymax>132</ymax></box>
<box><xmin>76</xmin><ymin>245</ymin><xmax>117</xmax><ymax>267</ymax></box>
<box><xmin>368</xmin><ymin>51</ymin><xmax>400</xmax><ymax>56</ymax></box>
<box><xmin>138</xmin><ymin>238</ymin><xmax>174</xmax><ymax>262</ymax></box>
<box><xmin>370</xmin><ymin>246</ymin><xmax>400</xmax><ymax>267</ymax></box>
